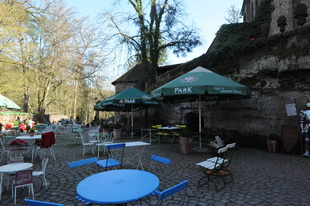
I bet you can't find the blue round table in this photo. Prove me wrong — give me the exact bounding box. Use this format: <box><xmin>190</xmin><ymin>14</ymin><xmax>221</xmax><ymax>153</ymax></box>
<box><xmin>76</xmin><ymin>169</ymin><xmax>160</xmax><ymax>204</ymax></box>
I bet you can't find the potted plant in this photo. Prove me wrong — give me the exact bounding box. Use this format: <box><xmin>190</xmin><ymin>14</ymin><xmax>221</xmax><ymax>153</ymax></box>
<box><xmin>277</xmin><ymin>15</ymin><xmax>287</xmax><ymax>33</ymax></box>
<box><xmin>294</xmin><ymin>3</ymin><xmax>308</xmax><ymax>26</ymax></box>
<box><xmin>267</xmin><ymin>133</ymin><xmax>279</xmax><ymax>153</ymax></box>
<box><xmin>179</xmin><ymin>128</ymin><xmax>194</xmax><ymax>155</ymax></box>
<box><xmin>113</xmin><ymin>122</ymin><xmax>122</xmax><ymax>140</ymax></box>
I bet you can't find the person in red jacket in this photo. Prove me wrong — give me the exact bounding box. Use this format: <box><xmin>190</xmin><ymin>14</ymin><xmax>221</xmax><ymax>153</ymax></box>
<box><xmin>19</xmin><ymin>123</ymin><xmax>26</xmax><ymax>133</ymax></box>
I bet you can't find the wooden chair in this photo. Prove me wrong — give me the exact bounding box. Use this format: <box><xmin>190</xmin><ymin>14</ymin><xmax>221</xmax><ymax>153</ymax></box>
<box><xmin>206</xmin><ymin>143</ymin><xmax>236</xmax><ymax>184</ymax></box>
<box><xmin>197</xmin><ymin>146</ymin><xmax>228</xmax><ymax>192</ymax></box>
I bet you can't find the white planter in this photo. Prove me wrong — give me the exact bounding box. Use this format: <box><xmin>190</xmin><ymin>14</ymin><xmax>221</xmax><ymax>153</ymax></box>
<box><xmin>113</xmin><ymin>128</ymin><xmax>121</xmax><ymax>139</ymax></box>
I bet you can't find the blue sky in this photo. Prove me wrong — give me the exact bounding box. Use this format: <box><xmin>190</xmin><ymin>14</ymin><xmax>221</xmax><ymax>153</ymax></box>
<box><xmin>66</xmin><ymin>0</ymin><xmax>244</xmax><ymax>84</ymax></box>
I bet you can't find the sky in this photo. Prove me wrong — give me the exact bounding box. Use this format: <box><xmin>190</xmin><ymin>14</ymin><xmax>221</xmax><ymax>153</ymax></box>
<box><xmin>65</xmin><ymin>0</ymin><xmax>244</xmax><ymax>85</ymax></box>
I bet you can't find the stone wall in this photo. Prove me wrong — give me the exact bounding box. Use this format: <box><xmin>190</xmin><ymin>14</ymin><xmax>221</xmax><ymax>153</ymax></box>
<box><xmin>270</xmin><ymin>0</ymin><xmax>310</xmax><ymax>36</ymax></box>
<box><xmin>242</xmin><ymin>0</ymin><xmax>310</xmax><ymax>36</ymax></box>
<box><xmin>0</xmin><ymin>113</ymin><xmax>32</xmax><ymax>125</ymax></box>
<box><xmin>149</xmin><ymin>25</ymin><xmax>310</xmax><ymax>149</ymax></box>
<box><xmin>0</xmin><ymin>113</ymin><xmax>68</xmax><ymax>125</ymax></box>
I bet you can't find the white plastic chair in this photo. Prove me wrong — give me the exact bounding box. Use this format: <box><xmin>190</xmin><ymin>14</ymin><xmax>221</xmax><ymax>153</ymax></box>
<box><xmin>0</xmin><ymin>137</ymin><xmax>26</xmax><ymax>162</ymax></box>
<box><xmin>7</xmin><ymin>156</ymin><xmax>24</xmax><ymax>190</ymax></box>
<box><xmin>12</xmin><ymin>169</ymin><xmax>34</xmax><ymax>205</ymax></box>
<box><xmin>33</xmin><ymin>158</ymin><xmax>49</xmax><ymax>189</ymax></box>
<box><xmin>96</xmin><ymin>132</ymin><xmax>113</xmax><ymax>157</ymax></box>
<box><xmin>88</xmin><ymin>130</ymin><xmax>99</xmax><ymax>143</ymax></box>
<box><xmin>78</xmin><ymin>132</ymin><xmax>94</xmax><ymax>156</ymax></box>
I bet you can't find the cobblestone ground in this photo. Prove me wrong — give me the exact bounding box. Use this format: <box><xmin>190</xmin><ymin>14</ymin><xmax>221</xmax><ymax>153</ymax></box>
<box><xmin>1</xmin><ymin>134</ymin><xmax>310</xmax><ymax>206</ymax></box>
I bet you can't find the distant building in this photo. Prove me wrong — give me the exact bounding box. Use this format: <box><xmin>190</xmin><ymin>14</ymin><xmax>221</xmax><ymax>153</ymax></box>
<box><xmin>112</xmin><ymin>63</ymin><xmax>182</xmax><ymax>93</ymax></box>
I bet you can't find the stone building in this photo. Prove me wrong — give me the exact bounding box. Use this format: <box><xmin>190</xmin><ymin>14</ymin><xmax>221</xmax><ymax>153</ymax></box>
<box><xmin>242</xmin><ymin>0</ymin><xmax>310</xmax><ymax>35</ymax></box>
<box><xmin>109</xmin><ymin>0</ymin><xmax>310</xmax><ymax>150</ymax></box>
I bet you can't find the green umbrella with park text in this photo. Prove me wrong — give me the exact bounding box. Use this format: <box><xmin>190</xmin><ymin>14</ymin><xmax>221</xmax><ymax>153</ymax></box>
<box><xmin>151</xmin><ymin>66</ymin><xmax>250</xmax><ymax>150</ymax></box>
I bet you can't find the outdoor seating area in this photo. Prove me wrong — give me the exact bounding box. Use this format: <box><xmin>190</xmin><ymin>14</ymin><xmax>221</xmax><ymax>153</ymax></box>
<box><xmin>0</xmin><ymin>126</ymin><xmax>310</xmax><ymax>205</ymax></box>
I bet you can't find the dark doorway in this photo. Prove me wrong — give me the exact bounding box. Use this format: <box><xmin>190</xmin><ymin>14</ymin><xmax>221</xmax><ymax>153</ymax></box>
<box><xmin>184</xmin><ymin>112</ymin><xmax>204</xmax><ymax>132</ymax></box>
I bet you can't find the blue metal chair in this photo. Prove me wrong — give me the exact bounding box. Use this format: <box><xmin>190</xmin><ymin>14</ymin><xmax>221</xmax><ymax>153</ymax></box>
<box><xmin>151</xmin><ymin>155</ymin><xmax>171</xmax><ymax>165</ymax></box>
<box><xmin>96</xmin><ymin>143</ymin><xmax>126</xmax><ymax>171</ymax></box>
<box><xmin>68</xmin><ymin>157</ymin><xmax>99</xmax><ymax>168</ymax></box>
<box><xmin>68</xmin><ymin>157</ymin><xmax>99</xmax><ymax>181</ymax></box>
<box><xmin>155</xmin><ymin>180</ymin><xmax>189</xmax><ymax>205</ymax></box>
<box><xmin>148</xmin><ymin>155</ymin><xmax>171</xmax><ymax>196</ymax></box>
<box><xmin>24</xmin><ymin>199</ymin><xmax>64</xmax><ymax>206</ymax></box>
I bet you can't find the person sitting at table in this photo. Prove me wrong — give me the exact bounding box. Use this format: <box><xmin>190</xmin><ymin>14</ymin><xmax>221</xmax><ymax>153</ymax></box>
<box><xmin>19</xmin><ymin>123</ymin><xmax>26</xmax><ymax>133</ymax></box>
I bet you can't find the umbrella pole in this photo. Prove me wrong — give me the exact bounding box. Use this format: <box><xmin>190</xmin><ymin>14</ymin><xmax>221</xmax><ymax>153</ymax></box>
<box><xmin>199</xmin><ymin>94</ymin><xmax>202</xmax><ymax>149</ymax></box>
<box><xmin>193</xmin><ymin>95</ymin><xmax>208</xmax><ymax>152</ymax></box>
<box><xmin>131</xmin><ymin>104</ymin><xmax>134</xmax><ymax>138</ymax></box>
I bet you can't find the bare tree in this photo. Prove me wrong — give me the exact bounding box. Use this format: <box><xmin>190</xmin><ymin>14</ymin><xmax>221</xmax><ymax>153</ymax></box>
<box><xmin>101</xmin><ymin>0</ymin><xmax>201</xmax><ymax>85</ymax></box>
<box><xmin>225</xmin><ymin>4</ymin><xmax>241</xmax><ymax>24</ymax></box>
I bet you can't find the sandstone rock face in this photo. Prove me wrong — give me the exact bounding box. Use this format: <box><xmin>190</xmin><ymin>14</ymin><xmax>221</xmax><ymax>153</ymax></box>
<box><xmin>151</xmin><ymin>27</ymin><xmax>310</xmax><ymax>148</ymax></box>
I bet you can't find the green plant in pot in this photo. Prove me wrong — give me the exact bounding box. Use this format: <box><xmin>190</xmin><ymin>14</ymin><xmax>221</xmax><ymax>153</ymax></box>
<box><xmin>179</xmin><ymin>128</ymin><xmax>194</xmax><ymax>155</ymax></box>
<box><xmin>294</xmin><ymin>3</ymin><xmax>308</xmax><ymax>26</ymax></box>
<box><xmin>267</xmin><ymin>133</ymin><xmax>279</xmax><ymax>153</ymax></box>
<box><xmin>277</xmin><ymin>15</ymin><xmax>287</xmax><ymax>33</ymax></box>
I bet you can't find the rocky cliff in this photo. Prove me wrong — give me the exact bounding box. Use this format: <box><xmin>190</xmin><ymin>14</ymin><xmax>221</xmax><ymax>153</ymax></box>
<box><xmin>150</xmin><ymin>25</ymin><xmax>310</xmax><ymax>149</ymax></box>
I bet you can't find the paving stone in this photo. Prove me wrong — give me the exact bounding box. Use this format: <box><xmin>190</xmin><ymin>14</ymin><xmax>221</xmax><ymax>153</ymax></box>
<box><xmin>1</xmin><ymin>135</ymin><xmax>310</xmax><ymax>205</ymax></box>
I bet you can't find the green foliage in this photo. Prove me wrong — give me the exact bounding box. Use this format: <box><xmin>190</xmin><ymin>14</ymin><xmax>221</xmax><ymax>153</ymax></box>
<box><xmin>277</xmin><ymin>15</ymin><xmax>287</xmax><ymax>25</ymax></box>
<box><xmin>210</xmin><ymin>0</ymin><xmax>275</xmax><ymax>64</ymax></box>
<box><xmin>13</xmin><ymin>121</ymin><xmax>19</xmax><ymax>126</ymax></box>
<box><xmin>180</xmin><ymin>128</ymin><xmax>193</xmax><ymax>138</ymax></box>
<box><xmin>0</xmin><ymin>1</ymin><xmax>113</xmax><ymax>123</ymax></box>
<box><xmin>260</xmin><ymin>23</ymin><xmax>270</xmax><ymax>36</ymax></box>
<box><xmin>215</xmin><ymin>23</ymin><xmax>254</xmax><ymax>48</ymax></box>
<box><xmin>294</xmin><ymin>3</ymin><xmax>308</xmax><ymax>16</ymax></box>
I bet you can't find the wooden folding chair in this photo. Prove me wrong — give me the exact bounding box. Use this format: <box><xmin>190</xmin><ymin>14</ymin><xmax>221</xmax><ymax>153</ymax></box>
<box><xmin>197</xmin><ymin>146</ymin><xmax>228</xmax><ymax>192</ymax></box>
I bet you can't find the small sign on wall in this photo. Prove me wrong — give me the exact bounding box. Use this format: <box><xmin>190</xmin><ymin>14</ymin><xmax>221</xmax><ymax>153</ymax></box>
<box><xmin>285</xmin><ymin>103</ymin><xmax>297</xmax><ymax>116</ymax></box>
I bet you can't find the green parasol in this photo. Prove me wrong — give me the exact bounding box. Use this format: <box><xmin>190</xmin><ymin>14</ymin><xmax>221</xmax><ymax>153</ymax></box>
<box><xmin>151</xmin><ymin>66</ymin><xmax>250</xmax><ymax>149</ymax></box>
<box><xmin>94</xmin><ymin>87</ymin><xmax>159</xmax><ymax>137</ymax></box>
<box><xmin>0</xmin><ymin>94</ymin><xmax>21</xmax><ymax>110</ymax></box>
